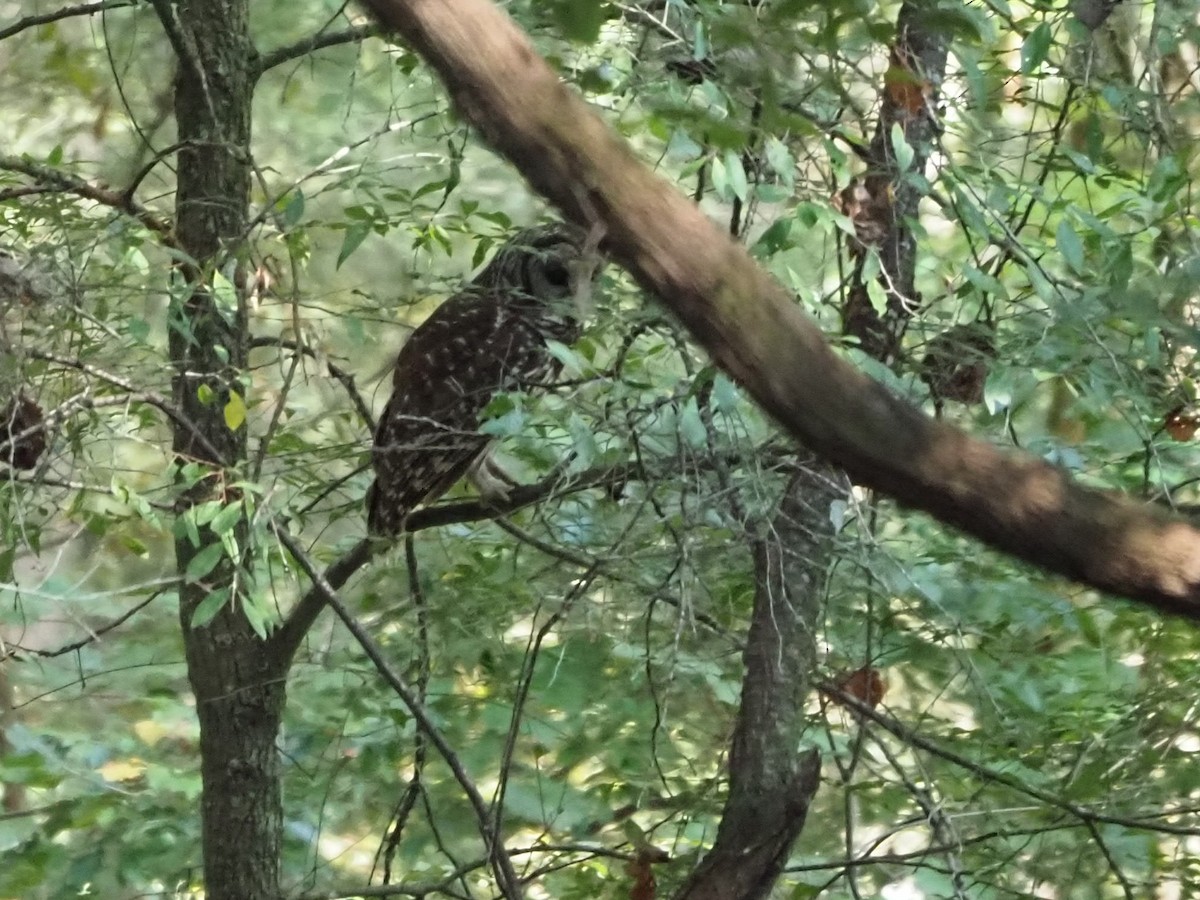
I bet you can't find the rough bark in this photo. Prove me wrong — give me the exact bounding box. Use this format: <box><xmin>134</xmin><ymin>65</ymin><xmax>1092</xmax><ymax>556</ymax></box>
<box><xmin>677</xmin><ymin>8</ymin><xmax>950</xmax><ymax>894</ymax></box>
<box><xmin>357</xmin><ymin>0</ymin><xmax>1200</xmax><ymax>617</ymax></box>
<box><xmin>167</xmin><ymin>1</ymin><xmax>287</xmax><ymax>897</ymax></box>
<box><xmin>674</xmin><ymin>465</ymin><xmax>834</xmax><ymax>900</ymax></box>
<box><xmin>842</xmin><ymin>3</ymin><xmax>950</xmax><ymax>359</ymax></box>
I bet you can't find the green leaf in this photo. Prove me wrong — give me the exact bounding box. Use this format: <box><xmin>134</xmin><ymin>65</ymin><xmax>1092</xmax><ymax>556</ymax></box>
<box><xmin>1063</xmin><ymin>148</ymin><xmax>1095</xmax><ymax>174</ymax></box>
<box><xmin>1056</xmin><ymin>219</ymin><xmax>1085</xmax><ymax>273</ymax></box>
<box><xmin>678</xmin><ymin>398</ymin><xmax>708</xmax><ymax>449</ymax></box>
<box><xmin>193</xmin><ymin>501</ymin><xmax>223</xmax><ymax>527</ymax></box>
<box><xmin>547</xmin><ymin>0</ymin><xmax>609</xmax><ymax>43</ymax></box>
<box><xmin>866</xmin><ymin>277</ymin><xmax>888</xmax><ymax>315</ymax></box>
<box><xmin>712</xmin><ymin>373</ymin><xmax>740</xmax><ymax>412</ymax></box>
<box><xmin>794</xmin><ymin>201</ymin><xmax>827</xmax><ymax>229</ymax></box>
<box><xmin>120</xmin><ymin>535</ymin><xmax>149</xmax><ymax>557</ymax></box>
<box><xmin>281</xmin><ymin>189</ymin><xmax>305</xmax><ymax>228</ymax></box>
<box><xmin>126</xmin><ymin>317</ymin><xmax>149</xmax><ymax>342</ymax></box>
<box><xmin>1147</xmin><ymin>154</ymin><xmax>1184</xmax><ymax>202</ymax></box>
<box><xmin>829</xmin><ymin>499</ymin><xmax>848</xmax><ymax>531</ymax></box>
<box><xmin>241</xmin><ymin>591</ymin><xmax>272</xmax><ymax>640</ymax></box>
<box><xmin>336</xmin><ymin>222</ymin><xmax>371</xmax><ymax>269</ymax></box>
<box><xmin>723</xmin><ymin>149</ymin><xmax>749</xmax><ymax>202</ymax></box>
<box><xmin>710</xmin><ymin>154</ymin><xmax>728</xmax><ymax>200</ymax></box>
<box><xmin>544</xmin><ymin>339</ymin><xmax>591</xmax><ymax>376</ymax></box>
<box><xmin>754</xmin><ymin>217</ymin><xmax>794</xmax><ymax>255</ymax></box>
<box><xmin>479</xmin><ymin>393</ymin><xmax>525</xmax><ymax>437</ymax></box>
<box><xmin>0</xmin><ymin>751</ymin><xmax>64</xmax><ymax>789</ymax></box>
<box><xmin>755</xmin><ymin>183</ymin><xmax>791</xmax><ymax>203</ymax></box>
<box><xmin>1106</xmin><ymin>241</ymin><xmax>1133</xmax><ymax>289</ymax></box>
<box><xmin>185</xmin><ymin>542</ymin><xmax>225</xmax><ymax>583</ymax></box>
<box><xmin>963</xmin><ymin>264</ymin><xmax>1008</xmax><ymax>300</ymax></box>
<box><xmin>191</xmin><ymin>587</ymin><xmax>230</xmax><ymax>628</ymax></box>
<box><xmin>211</xmin><ymin>271</ymin><xmax>238</xmax><ymax>316</ymax></box>
<box><xmin>1021</xmin><ymin>22</ymin><xmax>1052</xmax><ymax>74</ymax></box>
<box><xmin>952</xmin><ymin>186</ymin><xmax>991</xmax><ymax>237</ymax></box>
<box><xmin>567</xmin><ymin>413</ymin><xmax>598</xmax><ymax>469</ymax></box>
<box><xmin>210</xmin><ymin>501</ymin><xmax>243</xmax><ymax>537</ymax></box>
<box><xmin>1027</xmin><ymin>263</ymin><xmax>1055</xmax><ymax>302</ymax></box>
<box><xmin>179</xmin><ymin>508</ymin><xmax>201</xmax><ymax>547</ymax></box>
<box><xmin>890</xmin><ymin>123</ymin><xmax>914</xmax><ymax>173</ymax></box>
<box><xmin>219</xmin><ymin>528</ymin><xmax>239</xmax><ymax>561</ymax></box>
<box><xmin>764</xmin><ymin>136</ymin><xmax>794</xmax><ymax>189</ymax></box>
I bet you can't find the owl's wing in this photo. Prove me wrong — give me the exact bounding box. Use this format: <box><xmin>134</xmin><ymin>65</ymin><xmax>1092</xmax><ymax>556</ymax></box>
<box><xmin>368</xmin><ymin>292</ymin><xmax>559</xmax><ymax>535</ymax></box>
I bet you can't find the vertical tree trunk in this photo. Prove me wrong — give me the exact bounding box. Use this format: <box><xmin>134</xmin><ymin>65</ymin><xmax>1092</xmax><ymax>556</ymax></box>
<box><xmin>168</xmin><ymin>2</ymin><xmax>287</xmax><ymax>897</ymax></box>
<box><xmin>679</xmin><ymin>6</ymin><xmax>950</xmax><ymax>895</ymax></box>
<box><xmin>841</xmin><ymin>4</ymin><xmax>950</xmax><ymax>360</ymax></box>
<box><xmin>674</xmin><ymin>464</ymin><xmax>834</xmax><ymax>900</ymax></box>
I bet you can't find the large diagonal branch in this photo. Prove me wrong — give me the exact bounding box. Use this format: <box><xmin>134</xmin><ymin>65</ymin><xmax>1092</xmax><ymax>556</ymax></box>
<box><xmin>355</xmin><ymin>0</ymin><xmax>1200</xmax><ymax>617</ymax></box>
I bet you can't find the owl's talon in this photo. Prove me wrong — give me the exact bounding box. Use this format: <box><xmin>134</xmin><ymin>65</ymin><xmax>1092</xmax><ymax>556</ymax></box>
<box><xmin>467</xmin><ymin>449</ymin><xmax>518</xmax><ymax>506</ymax></box>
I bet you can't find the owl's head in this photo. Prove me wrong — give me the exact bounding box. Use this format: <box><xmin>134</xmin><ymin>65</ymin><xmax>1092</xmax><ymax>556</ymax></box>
<box><xmin>473</xmin><ymin>223</ymin><xmax>603</xmax><ymax>321</ymax></box>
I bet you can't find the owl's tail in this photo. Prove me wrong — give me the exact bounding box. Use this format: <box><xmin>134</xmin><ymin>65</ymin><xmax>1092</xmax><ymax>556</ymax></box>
<box><xmin>365</xmin><ymin>479</ymin><xmax>402</xmax><ymax>537</ymax></box>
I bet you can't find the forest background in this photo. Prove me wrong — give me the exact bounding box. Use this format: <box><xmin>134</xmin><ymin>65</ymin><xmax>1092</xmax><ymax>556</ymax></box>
<box><xmin>2</xmin><ymin>0</ymin><xmax>1200</xmax><ymax>898</ymax></box>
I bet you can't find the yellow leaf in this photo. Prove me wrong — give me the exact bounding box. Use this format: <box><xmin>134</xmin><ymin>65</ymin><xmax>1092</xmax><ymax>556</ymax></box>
<box><xmin>133</xmin><ymin>720</ymin><xmax>168</xmax><ymax>746</ymax></box>
<box><xmin>224</xmin><ymin>390</ymin><xmax>246</xmax><ymax>431</ymax></box>
<box><xmin>99</xmin><ymin>757</ymin><xmax>146</xmax><ymax>783</ymax></box>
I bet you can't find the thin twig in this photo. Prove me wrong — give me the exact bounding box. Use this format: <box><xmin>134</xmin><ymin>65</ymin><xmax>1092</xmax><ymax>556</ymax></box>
<box><xmin>0</xmin><ymin>154</ymin><xmax>174</xmax><ymax>245</ymax></box>
<box><xmin>491</xmin><ymin>565</ymin><xmax>600</xmax><ymax>855</ymax></box>
<box><xmin>243</xmin><ymin>115</ymin><xmax>439</xmax><ymax>237</ymax></box>
<box><xmin>19</xmin><ymin>348</ymin><xmax>225</xmax><ymax>464</ymax></box>
<box><xmin>249</xmin><ymin>336</ymin><xmax>376</xmax><ymax>431</ymax></box>
<box><xmin>823</xmin><ymin>683</ymin><xmax>1200</xmax><ymax>838</ymax></box>
<box><xmin>376</xmin><ymin>534</ymin><xmax>430</xmax><ymax>883</ymax></box>
<box><xmin>272</xmin><ymin>525</ymin><xmax>525</xmax><ymax>900</ymax></box>
<box><xmin>1</xmin><ymin>589</ymin><xmax>169</xmax><ymax>660</ymax></box>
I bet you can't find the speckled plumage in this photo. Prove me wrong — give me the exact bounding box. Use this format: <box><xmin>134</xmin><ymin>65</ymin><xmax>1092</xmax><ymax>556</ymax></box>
<box><xmin>367</xmin><ymin>223</ymin><xmax>600</xmax><ymax>536</ymax></box>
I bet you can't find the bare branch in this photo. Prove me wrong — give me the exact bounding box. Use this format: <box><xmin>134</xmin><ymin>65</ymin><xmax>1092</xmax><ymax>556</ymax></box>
<box><xmin>271</xmin><ymin>456</ymin><xmax>739</xmax><ymax>663</ymax></box>
<box><xmin>0</xmin><ymin>0</ymin><xmax>140</xmax><ymax>43</ymax></box>
<box><xmin>271</xmin><ymin>464</ymin><xmax>628</xmax><ymax>661</ymax></box>
<box><xmin>255</xmin><ymin>24</ymin><xmax>379</xmax><ymax>75</ymax></box>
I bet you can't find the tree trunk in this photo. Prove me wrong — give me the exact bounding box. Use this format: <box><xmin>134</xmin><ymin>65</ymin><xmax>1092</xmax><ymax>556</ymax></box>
<box><xmin>674</xmin><ymin>464</ymin><xmax>834</xmax><ymax>900</ymax></box>
<box><xmin>679</xmin><ymin>8</ymin><xmax>948</xmax><ymax>894</ymax></box>
<box><xmin>167</xmin><ymin>1</ymin><xmax>287</xmax><ymax>896</ymax></box>
<box><xmin>842</xmin><ymin>3</ymin><xmax>950</xmax><ymax>360</ymax></box>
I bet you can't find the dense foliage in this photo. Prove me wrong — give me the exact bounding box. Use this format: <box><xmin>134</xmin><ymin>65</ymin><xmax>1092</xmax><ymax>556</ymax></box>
<box><xmin>2</xmin><ymin>0</ymin><xmax>1200</xmax><ymax>897</ymax></box>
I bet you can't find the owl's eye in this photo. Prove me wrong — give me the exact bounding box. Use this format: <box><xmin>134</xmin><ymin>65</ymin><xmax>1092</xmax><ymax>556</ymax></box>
<box><xmin>543</xmin><ymin>261</ymin><xmax>571</xmax><ymax>288</ymax></box>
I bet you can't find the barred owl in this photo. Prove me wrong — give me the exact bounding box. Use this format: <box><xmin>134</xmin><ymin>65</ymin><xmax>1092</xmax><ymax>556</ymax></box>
<box><xmin>367</xmin><ymin>223</ymin><xmax>602</xmax><ymax>536</ymax></box>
